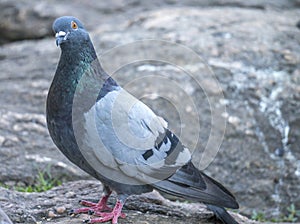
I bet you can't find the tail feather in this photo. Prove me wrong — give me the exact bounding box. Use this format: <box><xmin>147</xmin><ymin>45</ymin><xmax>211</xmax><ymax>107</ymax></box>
<box><xmin>207</xmin><ymin>204</ymin><xmax>239</xmax><ymax>224</ymax></box>
<box><xmin>153</xmin><ymin>161</ymin><xmax>238</xmax><ymax>209</ymax></box>
<box><xmin>152</xmin><ymin>161</ymin><xmax>239</xmax><ymax>224</ymax></box>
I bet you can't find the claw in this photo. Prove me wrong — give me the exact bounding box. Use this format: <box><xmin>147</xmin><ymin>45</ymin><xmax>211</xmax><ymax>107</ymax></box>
<box><xmin>83</xmin><ymin>218</ymin><xmax>91</xmax><ymax>223</ymax></box>
<box><xmin>88</xmin><ymin>210</ymin><xmax>94</xmax><ymax>215</ymax></box>
<box><xmin>68</xmin><ymin>209</ymin><xmax>75</xmax><ymax>215</ymax></box>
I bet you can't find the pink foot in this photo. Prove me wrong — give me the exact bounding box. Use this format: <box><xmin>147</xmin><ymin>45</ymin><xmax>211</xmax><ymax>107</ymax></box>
<box><xmin>85</xmin><ymin>200</ymin><xmax>126</xmax><ymax>224</ymax></box>
<box><xmin>70</xmin><ymin>195</ymin><xmax>112</xmax><ymax>215</ymax></box>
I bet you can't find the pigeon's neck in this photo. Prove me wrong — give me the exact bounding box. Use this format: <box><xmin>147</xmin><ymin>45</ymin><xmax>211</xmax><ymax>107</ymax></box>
<box><xmin>57</xmin><ymin>39</ymin><xmax>110</xmax><ymax>85</ymax></box>
<box><xmin>60</xmin><ymin>40</ymin><xmax>98</xmax><ymax>74</ymax></box>
<box><xmin>48</xmin><ymin>40</ymin><xmax>110</xmax><ymax>114</ymax></box>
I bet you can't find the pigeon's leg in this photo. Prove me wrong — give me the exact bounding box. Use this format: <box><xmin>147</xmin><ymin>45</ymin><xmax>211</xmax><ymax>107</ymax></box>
<box><xmin>70</xmin><ymin>185</ymin><xmax>113</xmax><ymax>214</ymax></box>
<box><xmin>86</xmin><ymin>195</ymin><xmax>127</xmax><ymax>224</ymax></box>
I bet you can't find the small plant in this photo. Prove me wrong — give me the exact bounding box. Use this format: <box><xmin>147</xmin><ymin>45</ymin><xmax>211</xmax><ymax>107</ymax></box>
<box><xmin>251</xmin><ymin>204</ymin><xmax>300</xmax><ymax>223</ymax></box>
<box><xmin>251</xmin><ymin>210</ymin><xmax>266</xmax><ymax>222</ymax></box>
<box><xmin>0</xmin><ymin>167</ymin><xmax>62</xmax><ymax>193</ymax></box>
<box><xmin>0</xmin><ymin>182</ymin><xmax>7</xmax><ymax>188</ymax></box>
<box><xmin>16</xmin><ymin>169</ymin><xmax>62</xmax><ymax>193</ymax></box>
<box><xmin>280</xmin><ymin>204</ymin><xmax>300</xmax><ymax>222</ymax></box>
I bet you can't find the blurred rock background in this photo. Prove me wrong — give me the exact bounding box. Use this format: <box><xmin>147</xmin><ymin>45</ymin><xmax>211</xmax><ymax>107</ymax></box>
<box><xmin>0</xmin><ymin>0</ymin><xmax>300</xmax><ymax>223</ymax></box>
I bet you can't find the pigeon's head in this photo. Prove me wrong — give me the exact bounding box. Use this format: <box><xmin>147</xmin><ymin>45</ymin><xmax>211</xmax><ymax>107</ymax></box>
<box><xmin>52</xmin><ymin>16</ymin><xmax>88</xmax><ymax>48</ymax></box>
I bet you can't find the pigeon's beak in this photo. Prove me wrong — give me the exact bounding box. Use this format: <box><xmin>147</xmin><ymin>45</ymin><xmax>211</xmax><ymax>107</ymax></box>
<box><xmin>55</xmin><ymin>31</ymin><xmax>69</xmax><ymax>46</ymax></box>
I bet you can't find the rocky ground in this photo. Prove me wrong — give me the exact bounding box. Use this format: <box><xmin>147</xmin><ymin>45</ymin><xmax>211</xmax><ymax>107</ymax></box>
<box><xmin>1</xmin><ymin>180</ymin><xmax>251</xmax><ymax>224</ymax></box>
<box><xmin>0</xmin><ymin>0</ymin><xmax>300</xmax><ymax>223</ymax></box>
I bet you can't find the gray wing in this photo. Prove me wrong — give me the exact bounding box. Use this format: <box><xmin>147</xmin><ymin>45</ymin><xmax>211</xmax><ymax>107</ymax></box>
<box><xmin>81</xmin><ymin>87</ymin><xmax>191</xmax><ymax>185</ymax></box>
<box><xmin>153</xmin><ymin>161</ymin><xmax>239</xmax><ymax>208</ymax></box>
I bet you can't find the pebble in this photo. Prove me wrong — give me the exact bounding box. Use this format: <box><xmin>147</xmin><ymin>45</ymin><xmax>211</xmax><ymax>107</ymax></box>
<box><xmin>65</xmin><ymin>191</ymin><xmax>76</xmax><ymax>198</ymax></box>
<box><xmin>0</xmin><ymin>135</ymin><xmax>5</xmax><ymax>145</ymax></box>
<box><xmin>55</xmin><ymin>206</ymin><xmax>66</xmax><ymax>214</ymax></box>
<box><xmin>3</xmin><ymin>139</ymin><xmax>15</xmax><ymax>147</ymax></box>
<box><xmin>228</xmin><ymin>115</ymin><xmax>240</xmax><ymax>126</ymax></box>
<box><xmin>48</xmin><ymin>210</ymin><xmax>57</xmax><ymax>218</ymax></box>
<box><xmin>274</xmin><ymin>148</ymin><xmax>284</xmax><ymax>157</ymax></box>
<box><xmin>296</xmin><ymin>20</ymin><xmax>300</xmax><ymax>29</ymax></box>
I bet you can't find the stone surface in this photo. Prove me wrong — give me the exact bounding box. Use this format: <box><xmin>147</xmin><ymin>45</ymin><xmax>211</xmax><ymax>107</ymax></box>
<box><xmin>0</xmin><ymin>0</ymin><xmax>300</xmax><ymax>223</ymax></box>
<box><xmin>1</xmin><ymin>0</ymin><xmax>300</xmax><ymax>43</ymax></box>
<box><xmin>0</xmin><ymin>180</ymin><xmax>253</xmax><ymax>224</ymax></box>
<box><xmin>0</xmin><ymin>0</ymin><xmax>54</xmax><ymax>44</ymax></box>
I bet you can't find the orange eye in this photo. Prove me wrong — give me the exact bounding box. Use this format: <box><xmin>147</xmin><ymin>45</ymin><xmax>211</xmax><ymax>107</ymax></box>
<box><xmin>71</xmin><ymin>21</ymin><xmax>78</xmax><ymax>29</ymax></box>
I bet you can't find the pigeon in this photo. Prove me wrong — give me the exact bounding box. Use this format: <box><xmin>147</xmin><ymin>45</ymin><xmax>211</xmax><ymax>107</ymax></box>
<box><xmin>47</xmin><ymin>16</ymin><xmax>239</xmax><ymax>224</ymax></box>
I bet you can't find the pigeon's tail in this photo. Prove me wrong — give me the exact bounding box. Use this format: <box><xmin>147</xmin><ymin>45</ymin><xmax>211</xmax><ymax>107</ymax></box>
<box><xmin>206</xmin><ymin>204</ymin><xmax>239</xmax><ymax>224</ymax></box>
<box><xmin>152</xmin><ymin>161</ymin><xmax>239</xmax><ymax>224</ymax></box>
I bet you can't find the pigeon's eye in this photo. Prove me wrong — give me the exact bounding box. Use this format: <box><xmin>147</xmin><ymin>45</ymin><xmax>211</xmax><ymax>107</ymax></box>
<box><xmin>71</xmin><ymin>21</ymin><xmax>78</xmax><ymax>29</ymax></box>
